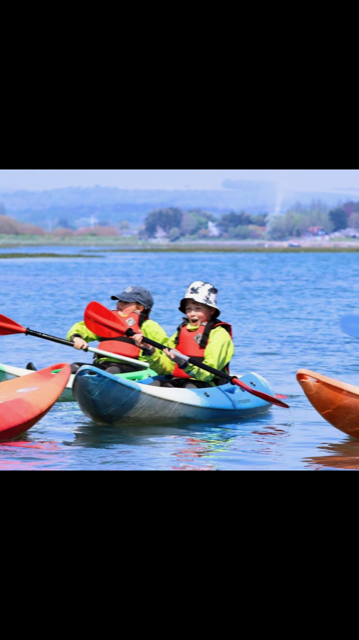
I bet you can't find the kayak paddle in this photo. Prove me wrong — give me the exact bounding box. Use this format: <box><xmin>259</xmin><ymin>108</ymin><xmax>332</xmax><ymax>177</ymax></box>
<box><xmin>84</xmin><ymin>301</ymin><xmax>290</xmax><ymax>409</ymax></box>
<box><xmin>0</xmin><ymin>313</ymin><xmax>149</xmax><ymax>369</ymax></box>
<box><xmin>340</xmin><ymin>314</ymin><xmax>359</xmax><ymax>340</ymax></box>
<box><xmin>84</xmin><ymin>301</ymin><xmax>132</xmax><ymax>337</ymax></box>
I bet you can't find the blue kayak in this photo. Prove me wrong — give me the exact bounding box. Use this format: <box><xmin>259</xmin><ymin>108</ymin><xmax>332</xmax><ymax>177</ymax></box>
<box><xmin>72</xmin><ymin>365</ymin><xmax>276</xmax><ymax>425</ymax></box>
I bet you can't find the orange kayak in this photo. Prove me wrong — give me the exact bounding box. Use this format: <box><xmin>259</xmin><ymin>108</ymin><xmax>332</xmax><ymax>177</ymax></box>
<box><xmin>0</xmin><ymin>363</ymin><xmax>71</xmax><ymax>441</ymax></box>
<box><xmin>296</xmin><ymin>369</ymin><xmax>359</xmax><ymax>440</ymax></box>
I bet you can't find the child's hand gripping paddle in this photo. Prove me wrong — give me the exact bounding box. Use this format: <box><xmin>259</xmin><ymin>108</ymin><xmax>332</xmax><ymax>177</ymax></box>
<box><xmin>84</xmin><ymin>302</ymin><xmax>290</xmax><ymax>408</ymax></box>
<box><xmin>0</xmin><ymin>312</ymin><xmax>149</xmax><ymax>369</ymax></box>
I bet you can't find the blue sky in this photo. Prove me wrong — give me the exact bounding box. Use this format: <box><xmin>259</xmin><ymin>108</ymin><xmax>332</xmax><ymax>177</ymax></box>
<box><xmin>1</xmin><ymin>169</ymin><xmax>359</xmax><ymax>193</ymax></box>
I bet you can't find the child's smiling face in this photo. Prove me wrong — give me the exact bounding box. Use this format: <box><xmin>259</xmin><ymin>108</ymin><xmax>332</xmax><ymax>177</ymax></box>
<box><xmin>185</xmin><ymin>299</ymin><xmax>215</xmax><ymax>326</ymax></box>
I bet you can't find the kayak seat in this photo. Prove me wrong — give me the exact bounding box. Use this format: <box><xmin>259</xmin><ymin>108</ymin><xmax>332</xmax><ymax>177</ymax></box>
<box><xmin>26</xmin><ymin>362</ymin><xmax>37</xmax><ymax>371</ymax></box>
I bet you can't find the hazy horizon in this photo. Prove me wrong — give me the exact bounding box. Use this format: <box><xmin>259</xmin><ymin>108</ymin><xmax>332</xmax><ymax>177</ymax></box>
<box><xmin>1</xmin><ymin>169</ymin><xmax>359</xmax><ymax>195</ymax></box>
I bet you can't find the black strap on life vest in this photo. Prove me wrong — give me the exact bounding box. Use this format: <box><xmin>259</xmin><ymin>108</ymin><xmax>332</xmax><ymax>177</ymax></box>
<box><xmin>174</xmin><ymin>320</ymin><xmax>187</xmax><ymax>346</ymax></box>
<box><xmin>199</xmin><ymin>319</ymin><xmax>232</xmax><ymax>348</ymax></box>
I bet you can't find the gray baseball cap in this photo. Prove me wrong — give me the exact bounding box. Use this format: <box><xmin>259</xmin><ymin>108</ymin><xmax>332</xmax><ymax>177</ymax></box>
<box><xmin>111</xmin><ymin>286</ymin><xmax>154</xmax><ymax>311</ymax></box>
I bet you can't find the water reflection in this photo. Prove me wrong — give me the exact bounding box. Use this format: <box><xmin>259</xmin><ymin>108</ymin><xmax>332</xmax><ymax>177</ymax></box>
<box><xmin>67</xmin><ymin>419</ymin><xmax>251</xmax><ymax>470</ymax></box>
<box><xmin>42</xmin><ymin>410</ymin><xmax>294</xmax><ymax>470</ymax></box>
<box><xmin>170</xmin><ymin>427</ymin><xmax>237</xmax><ymax>471</ymax></box>
<box><xmin>72</xmin><ymin>419</ymin><xmax>236</xmax><ymax>443</ymax></box>
<box><xmin>251</xmin><ymin>424</ymin><xmax>289</xmax><ymax>439</ymax></box>
<box><xmin>304</xmin><ymin>439</ymin><xmax>359</xmax><ymax>470</ymax></box>
<box><xmin>168</xmin><ymin>423</ymin><xmax>289</xmax><ymax>470</ymax></box>
<box><xmin>0</xmin><ymin>439</ymin><xmax>62</xmax><ymax>470</ymax></box>
<box><xmin>0</xmin><ymin>440</ymin><xmax>60</xmax><ymax>450</ymax></box>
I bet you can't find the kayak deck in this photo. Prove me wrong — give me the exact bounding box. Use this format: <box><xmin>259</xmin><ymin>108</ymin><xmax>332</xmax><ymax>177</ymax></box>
<box><xmin>297</xmin><ymin>368</ymin><xmax>359</xmax><ymax>440</ymax></box>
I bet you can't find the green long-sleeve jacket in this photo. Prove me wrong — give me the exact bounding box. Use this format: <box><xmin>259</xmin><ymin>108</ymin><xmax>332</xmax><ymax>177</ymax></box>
<box><xmin>144</xmin><ymin>323</ymin><xmax>235</xmax><ymax>385</ymax></box>
<box><xmin>66</xmin><ymin>318</ymin><xmax>169</xmax><ymax>364</ymax></box>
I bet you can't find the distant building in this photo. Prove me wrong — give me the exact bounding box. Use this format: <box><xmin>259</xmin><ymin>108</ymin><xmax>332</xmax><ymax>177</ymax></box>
<box><xmin>120</xmin><ymin>229</ymin><xmax>137</xmax><ymax>237</ymax></box>
<box><xmin>155</xmin><ymin>226</ymin><xmax>168</xmax><ymax>240</ymax></box>
<box><xmin>306</xmin><ymin>226</ymin><xmax>327</xmax><ymax>237</ymax></box>
<box><xmin>331</xmin><ymin>228</ymin><xmax>359</xmax><ymax>238</ymax></box>
<box><xmin>75</xmin><ymin>216</ymin><xmax>99</xmax><ymax>229</ymax></box>
<box><xmin>208</xmin><ymin>221</ymin><xmax>220</xmax><ymax>237</ymax></box>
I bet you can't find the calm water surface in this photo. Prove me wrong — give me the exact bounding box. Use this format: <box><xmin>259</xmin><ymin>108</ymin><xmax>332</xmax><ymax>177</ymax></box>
<box><xmin>1</xmin><ymin>246</ymin><xmax>359</xmax><ymax>471</ymax></box>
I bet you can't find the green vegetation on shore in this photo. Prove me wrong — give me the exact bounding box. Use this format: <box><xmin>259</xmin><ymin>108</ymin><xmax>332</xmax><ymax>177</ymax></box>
<box><xmin>0</xmin><ymin>234</ymin><xmax>139</xmax><ymax>247</ymax></box>
<box><xmin>2</xmin><ymin>246</ymin><xmax>359</xmax><ymax>258</ymax></box>
<box><xmin>93</xmin><ymin>246</ymin><xmax>359</xmax><ymax>253</ymax></box>
<box><xmin>0</xmin><ymin>253</ymin><xmax>101</xmax><ymax>259</ymax></box>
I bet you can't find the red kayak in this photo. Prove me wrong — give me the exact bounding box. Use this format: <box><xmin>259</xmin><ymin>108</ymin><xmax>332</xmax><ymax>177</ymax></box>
<box><xmin>0</xmin><ymin>363</ymin><xmax>71</xmax><ymax>441</ymax></box>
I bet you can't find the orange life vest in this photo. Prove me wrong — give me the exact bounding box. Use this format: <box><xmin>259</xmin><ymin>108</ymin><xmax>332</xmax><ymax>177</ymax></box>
<box><xmin>172</xmin><ymin>320</ymin><xmax>233</xmax><ymax>380</ymax></box>
<box><xmin>98</xmin><ymin>311</ymin><xmax>145</xmax><ymax>359</ymax></box>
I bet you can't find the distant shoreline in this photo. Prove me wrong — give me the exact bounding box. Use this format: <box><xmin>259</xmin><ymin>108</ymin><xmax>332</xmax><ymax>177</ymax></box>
<box><xmin>2</xmin><ymin>235</ymin><xmax>359</xmax><ymax>253</ymax></box>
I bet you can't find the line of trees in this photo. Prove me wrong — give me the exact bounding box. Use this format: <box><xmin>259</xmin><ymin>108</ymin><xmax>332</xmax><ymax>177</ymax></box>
<box><xmin>267</xmin><ymin>200</ymin><xmax>359</xmax><ymax>239</ymax></box>
<box><xmin>0</xmin><ymin>216</ymin><xmax>122</xmax><ymax>237</ymax></box>
<box><xmin>0</xmin><ymin>215</ymin><xmax>46</xmax><ymax>235</ymax></box>
<box><xmin>329</xmin><ymin>201</ymin><xmax>359</xmax><ymax>231</ymax></box>
<box><xmin>139</xmin><ymin>208</ymin><xmax>268</xmax><ymax>241</ymax></box>
<box><xmin>139</xmin><ymin>208</ymin><xmax>216</xmax><ymax>241</ymax></box>
<box><xmin>140</xmin><ymin>201</ymin><xmax>359</xmax><ymax>241</ymax></box>
<box><xmin>267</xmin><ymin>201</ymin><xmax>329</xmax><ymax>239</ymax></box>
<box><xmin>2</xmin><ymin>199</ymin><xmax>359</xmax><ymax>241</ymax></box>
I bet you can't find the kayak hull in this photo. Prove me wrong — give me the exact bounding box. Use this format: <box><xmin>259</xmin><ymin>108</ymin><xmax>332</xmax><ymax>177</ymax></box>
<box><xmin>0</xmin><ymin>363</ymin><xmax>156</xmax><ymax>402</ymax></box>
<box><xmin>73</xmin><ymin>365</ymin><xmax>275</xmax><ymax>426</ymax></box>
<box><xmin>0</xmin><ymin>363</ymin><xmax>75</xmax><ymax>402</ymax></box>
<box><xmin>0</xmin><ymin>363</ymin><xmax>71</xmax><ymax>441</ymax></box>
<box><xmin>297</xmin><ymin>368</ymin><xmax>359</xmax><ymax>440</ymax></box>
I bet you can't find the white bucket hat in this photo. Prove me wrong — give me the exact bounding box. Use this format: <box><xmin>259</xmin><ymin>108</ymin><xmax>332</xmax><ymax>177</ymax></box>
<box><xmin>179</xmin><ymin>281</ymin><xmax>220</xmax><ymax>317</ymax></box>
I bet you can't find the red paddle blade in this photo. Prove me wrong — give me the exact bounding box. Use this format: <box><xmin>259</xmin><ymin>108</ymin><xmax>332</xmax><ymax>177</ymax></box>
<box><xmin>232</xmin><ymin>378</ymin><xmax>290</xmax><ymax>409</ymax></box>
<box><xmin>84</xmin><ymin>301</ymin><xmax>128</xmax><ymax>337</ymax></box>
<box><xmin>0</xmin><ymin>313</ymin><xmax>26</xmax><ymax>336</ymax></box>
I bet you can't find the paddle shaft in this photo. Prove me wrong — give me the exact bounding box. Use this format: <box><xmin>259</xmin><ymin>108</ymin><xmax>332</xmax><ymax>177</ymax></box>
<box><xmin>125</xmin><ymin>329</ymin><xmax>289</xmax><ymax>408</ymax></box>
<box><xmin>26</xmin><ymin>328</ymin><xmax>74</xmax><ymax>347</ymax></box>
<box><xmin>24</xmin><ymin>328</ymin><xmax>149</xmax><ymax>368</ymax></box>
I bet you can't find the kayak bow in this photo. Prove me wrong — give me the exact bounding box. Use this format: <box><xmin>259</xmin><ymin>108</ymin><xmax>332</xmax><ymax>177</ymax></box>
<box><xmin>0</xmin><ymin>363</ymin><xmax>71</xmax><ymax>441</ymax></box>
<box><xmin>297</xmin><ymin>368</ymin><xmax>359</xmax><ymax>440</ymax></box>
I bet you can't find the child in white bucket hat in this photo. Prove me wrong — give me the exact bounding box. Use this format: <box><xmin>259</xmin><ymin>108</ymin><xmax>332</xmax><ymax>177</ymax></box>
<box><xmin>133</xmin><ymin>281</ymin><xmax>234</xmax><ymax>388</ymax></box>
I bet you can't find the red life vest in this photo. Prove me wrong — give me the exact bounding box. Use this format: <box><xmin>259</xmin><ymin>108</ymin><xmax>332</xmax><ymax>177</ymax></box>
<box><xmin>98</xmin><ymin>311</ymin><xmax>144</xmax><ymax>359</ymax></box>
<box><xmin>172</xmin><ymin>320</ymin><xmax>233</xmax><ymax>380</ymax></box>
